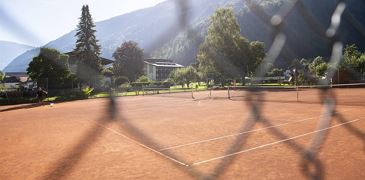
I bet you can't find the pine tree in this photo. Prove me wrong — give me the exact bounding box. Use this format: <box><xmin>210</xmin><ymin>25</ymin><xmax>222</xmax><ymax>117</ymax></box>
<box><xmin>74</xmin><ymin>5</ymin><xmax>102</xmax><ymax>86</ymax></box>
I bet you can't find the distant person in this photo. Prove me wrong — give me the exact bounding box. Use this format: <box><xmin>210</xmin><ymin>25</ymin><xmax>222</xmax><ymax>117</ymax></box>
<box><xmin>287</xmin><ymin>67</ymin><xmax>298</xmax><ymax>86</ymax></box>
<box><xmin>36</xmin><ymin>87</ymin><xmax>48</xmax><ymax>103</ymax></box>
<box><xmin>284</xmin><ymin>69</ymin><xmax>291</xmax><ymax>81</ymax></box>
<box><xmin>289</xmin><ymin>70</ymin><xmax>294</xmax><ymax>84</ymax></box>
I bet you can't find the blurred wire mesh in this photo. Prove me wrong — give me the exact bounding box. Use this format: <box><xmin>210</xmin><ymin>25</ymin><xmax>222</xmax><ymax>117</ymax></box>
<box><xmin>3</xmin><ymin>0</ymin><xmax>365</xmax><ymax>179</ymax></box>
<box><xmin>87</xmin><ymin>0</ymin><xmax>365</xmax><ymax>178</ymax></box>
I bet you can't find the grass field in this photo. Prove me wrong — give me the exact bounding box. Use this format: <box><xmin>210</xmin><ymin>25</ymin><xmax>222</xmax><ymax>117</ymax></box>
<box><xmin>1</xmin><ymin>88</ymin><xmax>365</xmax><ymax>179</ymax></box>
<box><xmin>0</xmin><ymin>83</ymin><xmax>298</xmax><ymax>106</ymax></box>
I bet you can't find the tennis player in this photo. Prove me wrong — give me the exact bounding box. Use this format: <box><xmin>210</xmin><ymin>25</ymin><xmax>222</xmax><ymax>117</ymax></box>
<box><xmin>36</xmin><ymin>87</ymin><xmax>48</xmax><ymax>103</ymax></box>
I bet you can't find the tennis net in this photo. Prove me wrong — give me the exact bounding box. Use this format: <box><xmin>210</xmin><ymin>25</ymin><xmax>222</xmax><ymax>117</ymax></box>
<box><xmin>142</xmin><ymin>87</ymin><xmax>196</xmax><ymax>99</ymax></box>
<box><xmin>210</xmin><ymin>83</ymin><xmax>365</xmax><ymax>105</ymax></box>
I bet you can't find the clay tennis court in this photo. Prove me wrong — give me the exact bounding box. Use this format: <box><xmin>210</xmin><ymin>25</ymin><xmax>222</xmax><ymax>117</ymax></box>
<box><xmin>1</xmin><ymin>88</ymin><xmax>365</xmax><ymax>179</ymax></box>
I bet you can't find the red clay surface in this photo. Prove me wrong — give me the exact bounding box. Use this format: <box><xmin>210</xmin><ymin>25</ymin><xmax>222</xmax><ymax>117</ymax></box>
<box><xmin>1</xmin><ymin>88</ymin><xmax>365</xmax><ymax>179</ymax></box>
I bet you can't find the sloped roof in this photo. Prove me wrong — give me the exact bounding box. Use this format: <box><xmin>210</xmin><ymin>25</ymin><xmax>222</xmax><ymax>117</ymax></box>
<box><xmin>144</xmin><ymin>59</ymin><xmax>183</xmax><ymax>68</ymax></box>
<box><xmin>65</xmin><ymin>52</ymin><xmax>113</xmax><ymax>66</ymax></box>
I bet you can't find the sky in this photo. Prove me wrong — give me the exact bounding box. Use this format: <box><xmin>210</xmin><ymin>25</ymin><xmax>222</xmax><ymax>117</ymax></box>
<box><xmin>0</xmin><ymin>0</ymin><xmax>166</xmax><ymax>47</ymax></box>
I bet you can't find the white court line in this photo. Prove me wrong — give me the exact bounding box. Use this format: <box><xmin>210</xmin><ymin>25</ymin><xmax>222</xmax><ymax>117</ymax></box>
<box><xmin>93</xmin><ymin>121</ymin><xmax>189</xmax><ymax>167</ymax></box>
<box><xmin>193</xmin><ymin>116</ymin><xmax>365</xmax><ymax>166</ymax></box>
<box><xmin>160</xmin><ymin>110</ymin><xmax>350</xmax><ymax>151</ymax></box>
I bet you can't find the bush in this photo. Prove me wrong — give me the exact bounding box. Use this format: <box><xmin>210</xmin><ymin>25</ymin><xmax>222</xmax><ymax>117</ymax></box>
<box><xmin>82</xmin><ymin>86</ymin><xmax>94</xmax><ymax>97</ymax></box>
<box><xmin>150</xmin><ymin>81</ymin><xmax>172</xmax><ymax>88</ymax></box>
<box><xmin>162</xmin><ymin>81</ymin><xmax>172</xmax><ymax>88</ymax></box>
<box><xmin>130</xmin><ymin>81</ymin><xmax>172</xmax><ymax>90</ymax></box>
<box><xmin>114</xmin><ymin>76</ymin><xmax>129</xmax><ymax>87</ymax></box>
<box><xmin>169</xmin><ymin>66</ymin><xmax>198</xmax><ymax>88</ymax></box>
<box><xmin>309</xmin><ymin>56</ymin><xmax>328</xmax><ymax>77</ymax></box>
<box><xmin>136</xmin><ymin>75</ymin><xmax>150</xmax><ymax>83</ymax></box>
<box><xmin>130</xmin><ymin>82</ymin><xmax>150</xmax><ymax>90</ymax></box>
<box><xmin>266</xmin><ymin>68</ymin><xmax>283</xmax><ymax>77</ymax></box>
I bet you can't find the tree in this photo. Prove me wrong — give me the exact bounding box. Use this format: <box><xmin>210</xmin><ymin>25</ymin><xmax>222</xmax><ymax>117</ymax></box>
<box><xmin>342</xmin><ymin>44</ymin><xmax>365</xmax><ymax>77</ymax></box>
<box><xmin>182</xmin><ymin>66</ymin><xmax>199</xmax><ymax>87</ymax></box>
<box><xmin>102</xmin><ymin>67</ymin><xmax>114</xmax><ymax>77</ymax></box>
<box><xmin>197</xmin><ymin>8</ymin><xmax>265</xmax><ymax>85</ymax></box>
<box><xmin>287</xmin><ymin>58</ymin><xmax>316</xmax><ymax>85</ymax></box>
<box><xmin>359</xmin><ymin>54</ymin><xmax>365</xmax><ymax>75</ymax></box>
<box><xmin>74</xmin><ymin>5</ymin><xmax>102</xmax><ymax>86</ymax></box>
<box><xmin>249</xmin><ymin>41</ymin><xmax>265</xmax><ymax>76</ymax></box>
<box><xmin>309</xmin><ymin>56</ymin><xmax>328</xmax><ymax>77</ymax></box>
<box><xmin>113</xmin><ymin>41</ymin><xmax>144</xmax><ymax>81</ymax></box>
<box><xmin>169</xmin><ymin>69</ymin><xmax>185</xmax><ymax>88</ymax></box>
<box><xmin>169</xmin><ymin>66</ymin><xmax>199</xmax><ymax>88</ymax></box>
<box><xmin>0</xmin><ymin>71</ymin><xmax>4</xmax><ymax>93</ymax></box>
<box><xmin>343</xmin><ymin>44</ymin><xmax>362</xmax><ymax>66</ymax></box>
<box><xmin>0</xmin><ymin>71</ymin><xmax>4</xmax><ymax>81</ymax></box>
<box><xmin>27</xmin><ymin>48</ymin><xmax>71</xmax><ymax>89</ymax></box>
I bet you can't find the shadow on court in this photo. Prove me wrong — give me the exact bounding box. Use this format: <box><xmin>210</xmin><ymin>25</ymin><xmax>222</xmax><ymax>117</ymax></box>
<box><xmin>41</xmin><ymin>117</ymin><xmax>112</xmax><ymax>180</ymax></box>
<box><xmin>0</xmin><ymin>103</ymin><xmax>49</xmax><ymax>112</ymax></box>
<box><xmin>41</xmin><ymin>98</ymin><xmax>117</xmax><ymax>180</ymax></box>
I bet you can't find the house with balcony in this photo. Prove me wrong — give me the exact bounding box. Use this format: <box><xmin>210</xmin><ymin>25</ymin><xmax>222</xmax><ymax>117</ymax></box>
<box><xmin>144</xmin><ymin>59</ymin><xmax>184</xmax><ymax>81</ymax></box>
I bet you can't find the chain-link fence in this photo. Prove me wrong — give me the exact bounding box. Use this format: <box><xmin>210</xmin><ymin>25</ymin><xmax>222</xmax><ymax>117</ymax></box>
<box><xmin>2</xmin><ymin>0</ymin><xmax>365</xmax><ymax>179</ymax></box>
<box><xmin>96</xmin><ymin>1</ymin><xmax>365</xmax><ymax>179</ymax></box>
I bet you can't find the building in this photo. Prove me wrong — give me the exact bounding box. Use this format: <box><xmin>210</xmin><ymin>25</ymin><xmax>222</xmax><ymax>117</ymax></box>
<box><xmin>2</xmin><ymin>72</ymin><xmax>35</xmax><ymax>90</ymax></box>
<box><xmin>4</xmin><ymin>72</ymin><xmax>28</xmax><ymax>81</ymax></box>
<box><xmin>2</xmin><ymin>76</ymin><xmax>21</xmax><ymax>89</ymax></box>
<box><xmin>65</xmin><ymin>52</ymin><xmax>114</xmax><ymax>87</ymax></box>
<box><xmin>144</xmin><ymin>59</ymin><xmax>184</xmax><ymax>81</ymax></box>
<box><xmin>65</xmin><ymin>52</ymin><xmax>114</xmax><ymax>74</ymax></box>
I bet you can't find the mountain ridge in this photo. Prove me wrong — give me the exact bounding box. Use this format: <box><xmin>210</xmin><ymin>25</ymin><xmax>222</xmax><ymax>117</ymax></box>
<box><xmin>0</xmin><ymin>41</ymin><xmax>34</xmax><ymax>71</ymax></box>
<box><xmin>4</xmin><ymin>0</ymin><xmax>365</xmax><ymax>73</ymax></box>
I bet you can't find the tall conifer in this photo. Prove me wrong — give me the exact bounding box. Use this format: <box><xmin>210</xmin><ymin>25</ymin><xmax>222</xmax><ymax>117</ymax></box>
<box><xmin>74</xmin><ymin>5</ymin><xmax>101</xmax><ymax>86</ymax></box>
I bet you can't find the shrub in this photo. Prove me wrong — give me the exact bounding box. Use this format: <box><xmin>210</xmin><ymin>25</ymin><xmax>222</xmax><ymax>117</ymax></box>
<box><xmin>266</xmin><ymin>68</ymin><xmax>283</xmax><ymax>77</ymax></box>
<box><xmin>130</xmin><ymin>81</ymin><xmax>172</xmax><ymax>90</ymax></box>
<box><xmin>136</xmin><ymin>75</ymin><xmax>150</xmax><ymax>83</ymax></box>
<box><xmin>82</xmin><ymin>86</ymin><xmax>94</xmax><ymax>97</ymax></box>
<box><xmin>130</xmin><ymin>82</ymin><xmax>150</xmax><ymax>90</ymax></box>
<box><xmin>114</xmin><ymin>76</ymin><xmax>129</xmax><ymax>87</ymax></box>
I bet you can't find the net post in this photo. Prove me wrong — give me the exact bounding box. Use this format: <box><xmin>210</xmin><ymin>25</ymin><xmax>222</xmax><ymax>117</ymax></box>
<box><xmin>294</xmin><ymin>69</ymin><xmax>298</xmax><ymax>102</ymax></box>
<box><xmin>142</xmin><ymin>88</ymin><xmax>145</xmax><ymax>96</ymax></box>
<box><xmin>191</xmin><ymin>89</ymin><xmax>194</xmax><ymax>99</ymax></box>
<box><xmin>330</xmin><ymin>78</ymin><xmax>333</xmax><ymax>88</ymax></box>
<box><xmin>228</xmin><ymin>86</ymin><xmax>231</xmax><ymax>99</ymax></box>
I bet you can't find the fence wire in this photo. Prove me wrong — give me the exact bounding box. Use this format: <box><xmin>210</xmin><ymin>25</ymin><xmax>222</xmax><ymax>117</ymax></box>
<box><xmin>107</xmin><ymin>1</ymin><xmax>365</xmax><ymax>179</ymax></box>
<box><xmin>44</xmin><ymin>0</ymin><xmax>365</xmax><ymax>179</ymax></box>
<box><xmin>3</xmin><ymin>0</ymin><xmax>365</xmax><ymax>179</ymax></box>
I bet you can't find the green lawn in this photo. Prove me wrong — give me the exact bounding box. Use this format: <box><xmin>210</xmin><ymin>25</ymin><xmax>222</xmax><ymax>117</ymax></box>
<box><xmin>1</xmin><ymin>82</ymin><xmax>294</xmax><ymax>106</ymax></box>
<box><xmin>44</xmin><ymin>96</ymin><xmax>58</xmax><ymax>102</ymax></box>
<box><xmin>245</xmin><ymin>83</ymin><xmax>291</xmax><ymax>86</ymax></box>
<box><xmin>170</xmin><ymin>82</ymin><xmax>208</xmax><ymax>90</ymax></box>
